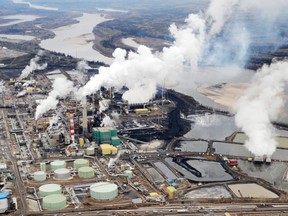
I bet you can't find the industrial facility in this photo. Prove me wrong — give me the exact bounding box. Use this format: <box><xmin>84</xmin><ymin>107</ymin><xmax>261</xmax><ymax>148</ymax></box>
<box><xmin>0</xmin><ymin>66</ymin><xmax>287</xmax><ymax>215</ymax></box>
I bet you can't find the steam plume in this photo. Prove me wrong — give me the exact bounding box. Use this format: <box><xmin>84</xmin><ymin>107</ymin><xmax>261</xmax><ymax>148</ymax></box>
<box><xmin>35</xmin><ymin>77</ymin><xmax>75</xmax><ymax>119</ymax></box>
<box><xmin>19</xmin><ymin>51</ymin><xmax>47</xmax><ymax>80</ymax></box>
<box><xmin>77</xmin><ymin>13</ymin><xmax>206</xmax><ymax>103</ymax></box>
<box><xmin>76</xmin><ymin>0</ymin><xmax>287</xmax><ymax>102</ymax></box>
<box><xmin>100</xmin><ymin>115</ymin><xmax>116</xmax><ymax>127</ymax></box>
<box><xmin>234</xmin><ymin>60</ymin><xmax>288</xmax><ymax>157</ymax></box>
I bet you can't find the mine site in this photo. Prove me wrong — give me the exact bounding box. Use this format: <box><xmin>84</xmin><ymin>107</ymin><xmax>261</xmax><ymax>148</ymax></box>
<box><xmin>0</xmin><ymin>0</ymin><xmax>288</xmax><ymax>216</ymax></box>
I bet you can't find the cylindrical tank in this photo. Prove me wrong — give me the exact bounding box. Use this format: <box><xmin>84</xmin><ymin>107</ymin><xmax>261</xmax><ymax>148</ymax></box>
<box><xmin>39</xmin><ymin>184</ymin><xmax>61</xmax><ymax>198</ymax></box>
<box><xmin>42</xmin><ymin>194</ymin><xmax>66</xmax><ymax>211</ymax></box>
<box><xmin>123</xmin><ymin>170</ymin><xmax>133</xmax><ymax>178</ymax></box>
<box><xmin>50</xmin><ymin>160</ymin><xmax>66</xmax><ymax>171</ymax></box>
<box><xmin>40</xmin><ymin>162</ymin><xmax>46</xmax><ymax>172</ymax></box>
<box><xmin>78</xmin><ymin>166</ymin><xmax>94</xmax><ymax>178</ymax></box>
<box><xmin>74</xmin><ymin>159</ymin><xmax>89</xmax><ymax>170</ymax></box>
<box><xmin>34</xmin><ymin>171</ymin><xmax>46</xmax><ymax>182</ymax></box>
<box><xmin>90</xmin><ymin>182</ymin><xmax>118</xmax><ymax>200</ymax></box>
<box><xmin>86</xmin><ymin>147</ymin><xmax>95</xmax><ymax>155</ymax></box>
<box><xmin>54</xmin><ymin>168</ymin><xmax>70</xmax><ymax>180</ymax></box>
<box><xmin>79</xmin><ymin>138</ymin><xmax>84</xmax><ymax>147</ymax></box>
<box><xmin>0</xmin><ymin>192</ymin><xmax>9</xmax><ymax>214</ymax></box>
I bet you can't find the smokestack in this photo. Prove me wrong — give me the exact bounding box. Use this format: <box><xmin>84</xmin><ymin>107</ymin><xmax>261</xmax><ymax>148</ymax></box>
<box><xmin>82</xmin><ymin>96</ymin><xmax>88</xmax><ymax>136</ymax></box>
<box><xmin>70</xmin><ymin>112</ymin><xmax>75</xmax><ymax>144</ymax></box>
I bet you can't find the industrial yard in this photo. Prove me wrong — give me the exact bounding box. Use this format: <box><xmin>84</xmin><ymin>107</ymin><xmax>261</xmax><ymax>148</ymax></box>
<box><xmin>0</xmin><ymin>66</ymin><xmax>286</xmax><ymax>215</ymax></box>
<box><xmin>0</xmin><ymin>0</ymin><xmax>287</xmax><ymax>215</ymax></box>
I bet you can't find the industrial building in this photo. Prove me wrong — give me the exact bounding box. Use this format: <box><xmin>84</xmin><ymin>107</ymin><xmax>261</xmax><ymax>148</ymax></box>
<box><xmin>100</xmin><ymin>144</ymin><xmax>118</xmax><ymax>155</ymax></box>
<box><xmin>1</xmin><ymin>65</ymin><xmax>288</xmax><ymax>215</ymax></box>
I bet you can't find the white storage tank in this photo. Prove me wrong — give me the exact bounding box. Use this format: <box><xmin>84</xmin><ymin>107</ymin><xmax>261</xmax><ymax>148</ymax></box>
<box><xmin>0</xmin><ymin>192</ymin><xmax>9</xmax><ymax>214</ymax></box>
<box><xmin>78</xmin><ymin>166</ymin><xmax>94</xmax><ymax>179</ymax></box>
<box><xmin>123</xmin><ymin>170</ymin><xmax>133</xmax><ymax>178</ymax></box>
<box><xmin>86</xmin><ymin>147</ymin><xmax>95</xmax><ymax>155</ymax></box>
<box><xmin>54</xmin><ymin>168</ymin><xmax>70</xmax><ymax>180</ymax></box>
<box><xmin>39</xmin><ymin>184</ymin><xmax>61</xmax><ymax>198</ymax></box>
<box><xmin>42</xmin><ymin>194</ymin><xmax>66</xmax><ymax>211</ymax></box>
<box><xmin>73</xmin><ymin>159</ymin><xmax>89</xmax><ymax>170</ymax></box>
<box><xmin>50</xmin><ymin>160</ymin><xmax>66</xmax><ymax>171</ymax></box>
<box><xmin>34</xmin><ymin>171</ymin><xmax>46</xmax><ymax>182</ymax></box>
<box><xmin>40</xmin><ymin>163</ymin><xmax>46</xmax><ymax>172</ymax></box>
<box><xmin>90</xmin><ymin>182</ymin><xmax>118</xmax><ymax>200</ymax></box>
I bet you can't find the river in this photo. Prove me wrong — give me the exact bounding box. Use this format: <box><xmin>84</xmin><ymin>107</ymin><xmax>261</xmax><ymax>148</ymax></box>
<box><xmin>39</xmin><ymin>13</ymin><xmax>113</xmax><ymax>65</ymax></box>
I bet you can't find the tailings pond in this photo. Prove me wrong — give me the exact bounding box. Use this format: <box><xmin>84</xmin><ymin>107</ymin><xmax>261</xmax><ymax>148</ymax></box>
<box><xmin>165</xmin><ymin>157</ymin><xmax>233</xmax><ymax>182</ymax></box>
<box><xmin>175</xmin><ymin>140</ymin><xmax>208</xmax><ymax>153</ymax></box>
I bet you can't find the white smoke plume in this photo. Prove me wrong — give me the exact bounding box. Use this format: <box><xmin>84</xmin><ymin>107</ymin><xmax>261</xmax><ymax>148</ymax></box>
<box><xmin>19</xmin><ymin>50</ymin><xmax>47</xmax><ymax>80</ymax></box>
<box><xmin>76</xmin><ymin>60</ymin><xmax>91</xmax><ymax>71</ymax></box>
<box><xmin>35</xmin><ymin>77</ymin><xmax>75</xmax><ymax>119</ymax></box>
<box><xmin>75</xmin><ymin>0</ymin><xmax>288</xmax><ymax>103</ymax></box>
<box><xmin>207</xmin><ymin>0</ymin><xmax>287</xmax><ymax>36</ymax></box>
<box><xmin>234</xmin><ymin>60</ymin><xmax>288</xmax><ymax>157</ymax></box>
<box><xmin>100</xmin><ymin>115</ymin><xmax>116</xmax><ymax>127</ymax></box>
<box><xmin>204</xmin><ymin>0</ymin><xmax>288</xmax><ymax>66</ymax></box>
<box><xmin>206</xmin><ymin>0</ymin><xmax>239</xmax><ymax>36</ymax></box>
<box><xmin>49</xmin><ymin>114</ymin><xmax>59</xmax><ymax>128</ymax></box>
<box><xmin>77</xmin><ymin>13</ymin><xmax>206</xmax><ymax>103</ymax></box>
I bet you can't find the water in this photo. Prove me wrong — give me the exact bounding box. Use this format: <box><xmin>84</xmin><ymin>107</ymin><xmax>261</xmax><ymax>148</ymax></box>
<box><xmin>46</xmin><ymin>74</ymin><xmax>66</xmax><ymax>80</ymax></box>
<box><xmin>11</xmin><ymin>0</ymin><xmax>58</xmax><ymax>11</ymax></box>
<box><xmin>185</xmin><ymin>114</ymin><xmax>237</xmax><ymax>140</ymax></box>
<box><xmin>146</xmin><ymin>167</ymin><xmax>164</xmax><ymax>183</ymax></box>
<box><xmin>0</xmin><ymin>14</ymin><xmax>40</xmax><ymax>27</ymax></box>
<box><xmin>165</xmin><ymin>157</ymin><xmax>233</xmax><ymax>182</ymax></box>
<box><xmin>0</xmin><ymin>34</ymin><xmax>35</xmax><ymax>41</ymax></box>
<box><xmin>122</xmin><ymin>38</ymin><xmax>140</xmax><ymax>49</ymax></box>
<box><xmin>39</xmin><ymin>13</ymin><xmax>113</xmax><ymax>65</ymax></box>
<box><xmin>154</xmin><ymin>161</ymin><xmax>178</xmax><ymax>179</ymax></box>
<box><xmin>176</xmin><ymin>140</ymin><xmax>208</xmax><ymax>153</ymax></box>
<box><xmin>238</xmin><ymin>160</ymin><xmax>287</xmax><ymax>186</ymax></box>
<box><xmin>97</xmin><ymin>8</ymin><xmax>129</xmax><ymax>13</ymax></box>
<box><xmin>213</xmin><ymin>142</ymin><xmax>253</xmax><ymax>157</ymax></box>
<box><xmin>214</xmin><ymin>141</ymin><xmax>288</xmax><ymax>161</ymax></box>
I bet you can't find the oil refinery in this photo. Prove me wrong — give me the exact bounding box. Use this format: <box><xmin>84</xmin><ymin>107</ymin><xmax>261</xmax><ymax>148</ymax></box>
<box><xmin>0</xmin><ymin>67</ymin><xmax>287</xmax><ymax>216</ymax></box>
<box><xmin>0</xmin><ymin>0</ymin><xmax>288</xmax><ymax>215</ymax></box>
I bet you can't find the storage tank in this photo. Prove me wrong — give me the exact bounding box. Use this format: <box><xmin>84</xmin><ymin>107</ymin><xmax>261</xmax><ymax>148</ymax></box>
<box><xmin>78</xmin><ymin>166</ymin><xmax>94</xmax><ymax>178</ymax></box>
<box><xmin>34</xmin><ymin>171</ymin><xmax>46</xmax><ymax>182</ymax></box>
<box><xmin>54</xmin><ymin>168</ymin><xmax>70</xmax><ymax>180</ymax></box>
<box><xmin>123</xmin><ymin>170</ymin><xmax>133</xmax><ymax>178</ymax></box>
<box><xmin>74</xmin><ymin>159</ymin><xmax>89</xmax><ymax>170</ymax></box>
<box><xmin>42</xmin><ymin>194</ymin><xmax>66</xmax><ymax>211</ymax></box>
<box><xmin>90</xmin><ymin>182</ymin><xmax>118</xmax><ymax>200</ymax></box>
<box><xmin>50</xmin><ymin>160</ymin><xmax>66</xmax><ymax>171</ymax></box>
<box><xmin>86</xmin><ymin>147</ymin><xmax>95</xmax><ymax>155</ymax></box>
<box><xmin>40</xmin><ymin>162</ymin><xmax>46</xmax><ymax>172</ymax></box>
<box><xmin>39</xmin><ymin>184</ymin><xmax>61</xmax><ymax>198</ymax></box>
<box><xmin>0</xmin><ymin>192</ymin><xmax>9</xmax><ymax>214</ymax></box>
<box><xmin>79</xmin><ymin>138</ymin><xmax>84</xmax><ymax>147</ymax></box>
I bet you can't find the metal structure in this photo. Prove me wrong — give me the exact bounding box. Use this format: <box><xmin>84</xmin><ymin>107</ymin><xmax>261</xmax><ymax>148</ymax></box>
<box><xmin>70</xmin><ymin>112</ymin><xmax>75</xmax><ymax>144</ymax></box>
<box><xmin>50</xmin><ymin>160</ymin><xmax>66</xmax><ymax>171</ymax></box>
<box><xmin>90</xmin><ymin>182</ymin><xmax>118</xmax><ymax>200</ymax></box>
<box><xmin>33</xmin><ymin>171</ymin><xmax>46</xmax><ymax>182</ymax></box>
<box><xmin>54</xmin><ymin>168</ymin><xmax>70</xmax><ymax>180</ymax></box>
<box><xmin>73</xmin><ymin>159</ymin><xmax>89</xmax><ymax>170</ymax></box>
<box><xmin>78</xmin><ymin>166</ymin><xmax>94</xmax><ymax>178</ymax></box>
<box><xmin>39</xmin><ymin>184</ymin><xmax>62</xmax><ymax>198</ymax></box>
<box><xmin>82</xmin><ymin>97</ymin><xmax>88</xmax><ymax>136</ymax></box>
<box><xmin>42</xmin><ymin>194</ymin><xmax>66</xmax><ymax>211</ymax></box>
